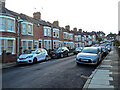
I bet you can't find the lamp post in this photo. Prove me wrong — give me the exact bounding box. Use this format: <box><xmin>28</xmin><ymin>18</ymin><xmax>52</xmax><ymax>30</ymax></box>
<box><xmin>17</xmin><ymin>17</ymin><xmax>23</xmax><ymax>59</ymax></box>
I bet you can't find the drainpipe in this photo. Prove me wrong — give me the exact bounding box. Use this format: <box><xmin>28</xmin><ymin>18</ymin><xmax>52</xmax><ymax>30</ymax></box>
<box><xmin>17</xmin><ymin>17</ymin><xmax>23</xmax><ymax>59</ymax></box>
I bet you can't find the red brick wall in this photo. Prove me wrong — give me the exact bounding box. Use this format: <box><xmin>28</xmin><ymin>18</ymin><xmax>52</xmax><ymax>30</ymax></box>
<box><xmin>1</xmin><ymin>54</ymin><xmax>17</xmax><ymax>63</ymax></box>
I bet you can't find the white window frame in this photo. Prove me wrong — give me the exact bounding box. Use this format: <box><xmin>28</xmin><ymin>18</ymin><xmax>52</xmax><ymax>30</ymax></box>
<box><xmin>44</xmin><ymin>26</ymin><xmax>51</xmax><ymax>37</ymax></box>
<box><xmin>21</xmin><ymin>22</ymin><xmax>33</xmax><ymax>36</ymax></box>
<box><xmin>0</xmin><ymin>37</ymin><xmax>15</xmax><ymax>55</ymax></box>
<box><xmin>44</xmin><ymin>40</ymin><xmax>51</xmax><ymax>50</ymax></box>
<box><xmin>0</xmin><ymin>16</ymin><xmax>15</xmax><ymax>32</ymax></box>
<box><xmin>21</xmin><ymin>39</ymin><xmax>33</xmax><ymax>51</ymax></box>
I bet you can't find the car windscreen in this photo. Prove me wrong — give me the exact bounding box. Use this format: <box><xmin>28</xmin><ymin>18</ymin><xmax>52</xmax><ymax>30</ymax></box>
<box><xmin>75</xmin><ymin>48</ymin><xmax>82</xmax><ymax>50</ymax></box>
<box><xmin>24</xmin><ymin>50</ymin><xmax>36</xmax><ymax>54</ymax></box>
<box><xmin>58</xmin><ymin>47</ymin><xmax>64</xmax><ymax>51</ymax></box>
<box><xmin>81</xmin><ymin>48</ymin><xmax>97</xmax><ymax>54</ymax></box>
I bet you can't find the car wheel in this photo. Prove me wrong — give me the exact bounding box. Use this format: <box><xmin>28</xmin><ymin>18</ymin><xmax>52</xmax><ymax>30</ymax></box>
<box><xmin>33</xmin><ymin>58</ymin><xmax>37</xmax><ymax>64</ymax></box>
<box><xmin>95</xmin><ymin>59</ymin><xmax>99</xmax><ymax>66</ymax></box>
<box><xmin>76</xmin><ymin>62</ymin><xmax>80</xmax><ymax>65</ymax></box>
<box><xmin>45</xmin><ymin>55</ymin><xmax>49</xmax><ymax>61</ymax></box>
<box><xmin>61</xmin><ymin>54</ymin><xmax>64</xmax><ymax>58</ymax></box>
<box><xmin>67</xmin><ymin>53</ymin><xmax>70</xmax><ymax>57</ymax></box>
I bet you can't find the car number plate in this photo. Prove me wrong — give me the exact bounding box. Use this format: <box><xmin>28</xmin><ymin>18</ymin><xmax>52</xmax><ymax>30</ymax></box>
<box><xmin>81</xmin><ymin>59</ymin><xmax>89</xmax><ymax>62</ymax></box>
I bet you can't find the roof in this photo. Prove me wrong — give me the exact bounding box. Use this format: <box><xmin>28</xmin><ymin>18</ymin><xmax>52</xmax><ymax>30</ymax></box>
<box><xmin>0</xmin><ymin>7</ymin><xmax>19</xmax><ymax>18</ymax></box>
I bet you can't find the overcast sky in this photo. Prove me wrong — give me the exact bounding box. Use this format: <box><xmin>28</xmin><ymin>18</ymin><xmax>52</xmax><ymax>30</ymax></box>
<box><xmin>6</xmin><ymin>0</ymin><xmax>119</xmax><ymax>35</ymax></box>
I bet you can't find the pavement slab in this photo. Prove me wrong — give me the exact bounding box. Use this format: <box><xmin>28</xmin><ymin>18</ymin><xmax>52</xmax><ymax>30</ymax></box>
<box><xmin>88</xmin><ymin>84</ymin><xmax>114</xmax><ymax>88</ymax></box>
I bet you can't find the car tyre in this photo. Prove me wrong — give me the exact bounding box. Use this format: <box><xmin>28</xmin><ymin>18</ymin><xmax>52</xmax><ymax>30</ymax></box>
<box><xmin>76</xmin><ymin>62</ymin><xmax>80</xmax><ymax>65</ymax></box>
<box><xmin>61</xmin><ymin>54</ymin><xmax>64</xmax><ymax>58</ymax></box>
<box><xmin>33</xmin><ymin>58</ymin><xmax>37</xmax><ymax>64</ymax></box>
<box><xmin>45</xmin><ymin>55</ymin><xmax>49</xmax><ymax>61</ymax></box>
<box><xmin>67</xmin><ymin>53</ymin><xmax>70</xmax><ymax>57</ymax></box>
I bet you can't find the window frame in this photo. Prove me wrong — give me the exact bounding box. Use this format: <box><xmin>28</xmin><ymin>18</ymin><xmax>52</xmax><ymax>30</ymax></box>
<box><xmin>0</xmin><ymin>37</ymin><xmax>15</xmax><ymax>55</ymax></box>
<box><xmin>0</xmin><ymin>16</ymin><xmax>15</xmax><ymax>32</ymax></box>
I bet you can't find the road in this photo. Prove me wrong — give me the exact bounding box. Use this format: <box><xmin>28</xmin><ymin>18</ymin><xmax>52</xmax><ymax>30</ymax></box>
<box><xmin>3</xmin><ymin>55</ymin><xmax>96</xmax><ymax>88</ymax></box>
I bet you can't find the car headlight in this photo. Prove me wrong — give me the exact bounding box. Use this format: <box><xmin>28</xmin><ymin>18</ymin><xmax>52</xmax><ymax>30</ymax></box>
<box><xmin>26</xmin><ymin>55</ymin><xmax>33</xmax><ymax>58</ymax></box>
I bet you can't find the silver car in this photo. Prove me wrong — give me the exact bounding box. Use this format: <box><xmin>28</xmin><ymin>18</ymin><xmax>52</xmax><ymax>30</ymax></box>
<box><xmin>76</xmin><ymin>47</ymin><xmax>101</xmax><ymax>65</ymax></box>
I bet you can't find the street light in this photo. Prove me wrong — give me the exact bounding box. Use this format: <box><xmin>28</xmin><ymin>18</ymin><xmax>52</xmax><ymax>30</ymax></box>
<box><xmin>17</xmin><ymin>17</ymin><xmax>23</xmax><ymax>59</ymax></box>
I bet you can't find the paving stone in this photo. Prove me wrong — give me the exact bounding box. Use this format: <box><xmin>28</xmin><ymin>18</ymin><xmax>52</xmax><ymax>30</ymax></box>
<box><xmin>88</xmin><ymin>84</ymin><xmax>114</xmax><ymax>88</ymax></box>
<box><xmin>92</xmin><ymin>76</ymin><xmax>113</xmax><ymax>81</ymax></box>
<box><xmin>90</xmin><ymin>79</ymin><xmax>110</xmax><ymax>85</ymax></box>
<box><xmin>100</xmin><ymin>65</ymin><xmax>112</xmax><ymax>68</ymax></box>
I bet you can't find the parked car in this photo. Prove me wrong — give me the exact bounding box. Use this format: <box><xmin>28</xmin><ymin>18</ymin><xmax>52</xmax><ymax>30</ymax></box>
<box><xmin>17</xmin><ymin>48</ymin><xmax>49</xmax><ymax>64</ymax></box>
<box><xmin>92</xmin><ymin>44</ymin><xmax>99</xmax><ymax>47</ymax></box>
<box><xmin>106</xmin><ymin>45</ymin><xmax>111</xmax><ymax>52</ymax></box>
<box><xmin>73</xmin><ymin>47</ymin><xmax>83</xmax><ymax>55</ymax></box>
<box><xmin>100</xmin><ymin>44</ymin><xmax>106</xmax><ymax>47</ymax></box>
<box><xmin>100</xmin><ymin>46</ymin><xmax>108</xmax><ymax>56</ymax></box>
<box><xmin>106</xmin><ymin>42</ymin><xmax>112</xmax><ymax>46</ymax></box>
<box><xmin>76</xmin><ymin>47</ymin><xmax>102</xmax><ymax>65</ymax></box>
<box><xmin>97</xmin><ymin>47</ymin><xmax>104</xmax><ymax>59</ymax></box>
<box><xmin>51</xmin><ymin>47</ymin><xmax>70</xmax><ymax>58</ymax></box>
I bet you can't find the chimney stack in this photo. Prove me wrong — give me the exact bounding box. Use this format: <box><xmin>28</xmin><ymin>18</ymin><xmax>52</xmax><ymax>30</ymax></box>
<box><xmin>0</xmin><ymin>0</ymin><xmax>5</xmax><ymax>8</ymax></box>
<box><xmin>53</xmin><ymin>21</ymin><xmax>59</xmax><ymax>27</ymax></box>
<box><xmin>73</xmin><ymin>27</ymin><xmax>77</xmax><ymax>32</ymax></box>
<box><xmin>33</xmin><ymin>12</ymin><xmax>41</xmax><ymax>20</ymax></box>
<box><xmin>65</xmin><ymin>25</ymin><xmax>70</xmax><ymax>31</ymax></box>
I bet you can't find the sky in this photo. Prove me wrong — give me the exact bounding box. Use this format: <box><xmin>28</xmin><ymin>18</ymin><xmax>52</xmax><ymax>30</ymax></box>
<box><xmin>5</xmin><ymin>0</ymin><xmax>120</xmax><ymax>35</ymax></box>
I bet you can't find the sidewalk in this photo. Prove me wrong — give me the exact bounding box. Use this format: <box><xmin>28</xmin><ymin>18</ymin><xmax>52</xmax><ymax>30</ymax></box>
<box><xmin>83</xmin><ymin>46</ymin><xmax>120</xmax><ymax>89</ymax></box>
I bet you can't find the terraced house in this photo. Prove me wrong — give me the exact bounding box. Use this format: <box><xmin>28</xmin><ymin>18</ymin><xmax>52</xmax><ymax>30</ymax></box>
<box><xmin>0</xmin><ymin>0</ymin><xmax>98</xmax><ymax>63</ymax></box>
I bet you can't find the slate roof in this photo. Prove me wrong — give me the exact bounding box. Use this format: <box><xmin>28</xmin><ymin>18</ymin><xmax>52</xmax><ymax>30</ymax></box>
<box><xmin>0</xmin><ymin>7</ymin><xmax>19</xmax><ymax>18</ymax></box>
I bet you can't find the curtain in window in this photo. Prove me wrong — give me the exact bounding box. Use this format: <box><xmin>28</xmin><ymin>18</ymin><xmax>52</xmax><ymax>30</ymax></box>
<box><xmin>1</xmin><ymin>40</ymin><xmax>5</xmax><ymax>53</ymax></box>
<box><xmin>28</xmin><ymin>25</ymin><xmax>32</xmax><ymax>34</ymax></box>
<box><xmin>22</xmin><ymin>23</ymin><xmax>26</xmax><ymax>34</ymax></box>
<box><xmin>8</xmin><ymin>19</ymin><xmax>13</xmax><ymax>31</ymax></box>
<box><xmin>44</xmin><ymin>41</ymin><xmax>47</xmax><ymax>49</ymax></box>
<box><xmin>44</xmin><ymin>28</ymin><xmax>47</xmax><ymax>36</ymax></box>
<box><xmin>22</xmin><ymin>41</ymin><xmax>27</xmax><ymax>52</ymax></box>
<box><xmin>8</xmin><ymin>40</ymin><xmax>13</xmax><ymax>53</ymax></box>
<box><xmin>0</xmin><ymin>17</ymin><xmax>5</xmax><ymax>30</ymax></box>
<box><xmin>28</xmin><ymin>41</ymin><xmax>32</xmax><ymax>50</ymax></box>
<box><xmin>47</xmin><ymin>29</ymin><xmax>51</xmax><ymax>37</ymax></box>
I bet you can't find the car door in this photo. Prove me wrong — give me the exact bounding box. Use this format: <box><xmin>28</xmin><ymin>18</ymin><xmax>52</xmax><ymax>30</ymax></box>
<box><xmin>97</xmin><ymin>49</ymin><xmax>101</xmax><ymax>62</ymax></box>
<box><xmin>36</xmin><ymin>49</ymin><xmax>42</xmax><ymax>61</ymax></box>
<box><xmin>40</xmin><ymin>49</ymin><xmax>45</xmax><ymax>60</ymax></box>
<box><xmin>42</xmin><ymin>49</ymin><xmax>46</xmax><ymax>60</ymax></box>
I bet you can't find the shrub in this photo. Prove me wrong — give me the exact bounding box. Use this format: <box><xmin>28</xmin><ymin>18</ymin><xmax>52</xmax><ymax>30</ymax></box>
<box><xmin>115</xmin><ymin>40</ymin><xmax>119</xmax><ymax>46</ymax></box>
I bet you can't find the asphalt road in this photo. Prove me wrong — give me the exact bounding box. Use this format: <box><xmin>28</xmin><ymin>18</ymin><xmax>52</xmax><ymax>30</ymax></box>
<box><xmin>3</xmin><ymin>55</ymin><xmax>96</xmax><ymax>88</ymax></box>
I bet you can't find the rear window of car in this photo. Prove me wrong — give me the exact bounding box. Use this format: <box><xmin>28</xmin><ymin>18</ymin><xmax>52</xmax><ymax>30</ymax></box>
<box><xmin>24</xmin><ymin>50</ymin><xmax>36</xmax><ymax>54</ymax></box>
<box><xmin>81</xmin><ymin>48</ymin><xmax>97</xmax><ymax>54</ymax></box>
